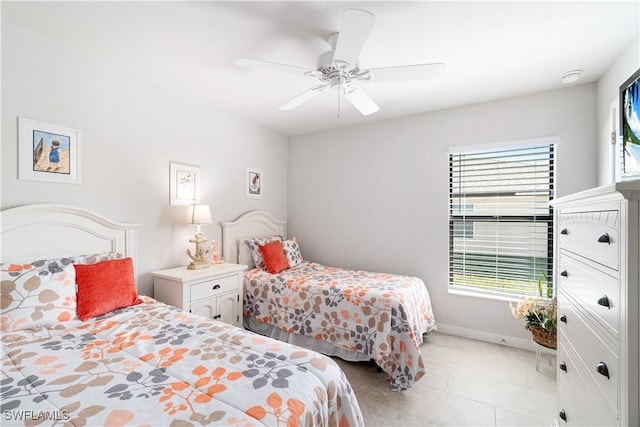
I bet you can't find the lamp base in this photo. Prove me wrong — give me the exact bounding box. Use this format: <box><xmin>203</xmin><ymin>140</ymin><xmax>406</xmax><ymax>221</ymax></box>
<box><xmin>187</xmin><ymin>259</ymin><xmax>210</xmax><ymax>270</ymax></box>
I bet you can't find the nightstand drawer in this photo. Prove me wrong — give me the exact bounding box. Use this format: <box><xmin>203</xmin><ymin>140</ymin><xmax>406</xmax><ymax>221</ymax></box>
<box><xmin>191</xmin><ymin>274</ymin><xmax>238</xmax><ymax>302</ymax></box>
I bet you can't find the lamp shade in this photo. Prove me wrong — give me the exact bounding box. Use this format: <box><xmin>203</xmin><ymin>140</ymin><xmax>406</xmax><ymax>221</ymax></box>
<box><xmin>187</xmin><ymin>204</ymin><xmax>212</xmax><ymax>225</ymax></box>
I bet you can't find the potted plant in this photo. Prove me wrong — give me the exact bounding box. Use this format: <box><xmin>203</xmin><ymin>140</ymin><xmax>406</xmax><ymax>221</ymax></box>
<box><xmin>510</xmin><ymin>271</ymin><xmax>557</xmax><ymax>349</ymax></box>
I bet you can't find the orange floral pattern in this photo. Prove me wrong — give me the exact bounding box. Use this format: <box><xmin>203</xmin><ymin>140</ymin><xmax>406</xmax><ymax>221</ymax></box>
<box><xmin>244</xmin><ymin>261</ymin><xmax>437</xmax><ymax>391</ymax></box>
<box><xmin>1</xmin><ymin>296</ymin><xmax>363</xmax><ymax>426</ymax></box>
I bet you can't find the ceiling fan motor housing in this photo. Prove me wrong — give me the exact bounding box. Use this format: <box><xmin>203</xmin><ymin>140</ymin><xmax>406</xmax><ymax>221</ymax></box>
<box><xmin>318</xmin><ymin>49</ymin><xmax>337</xmax><ymax>73</ymax></box>
<box><xmin>318</xmin><ymin>36</ymin><xmax>357</xmax><ymax>89</ymax></box>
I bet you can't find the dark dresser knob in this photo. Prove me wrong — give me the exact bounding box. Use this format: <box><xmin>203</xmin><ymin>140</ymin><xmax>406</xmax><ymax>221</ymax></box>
<box><xmin>560</xmin><ymin>270</ymin><xmax>568</xmax><ymax>277</ymax></box>
<box><xmin>596</xmin><ymin>362</ymin><xmax>610</xmax><ymax>379</ymax></box>
<box><xmin>560</xmin><ymin>361</ymin><xmax>567</xmax><ymax>372</ymax></box>
<box><xmin>597</xmin><ymin>233</ymin><xmax>611</xmax><ymax>244</ymax></box>
<box><xmin>559</xmin><ymin>409</ymin><xmax>567</xmax><ymax>422</ymax></box>
<box><xmin>560</xmin><ymin>228</ymin><xmax>568</xmax><ymax>235</ymax></box>
<box><xmin>212</xmin><ymin>284</ymin><xmax>221</xmax><ymax>290</ymax></box>
<box><xmin>597</xmin><ymin>295</ymin><xmax>611</xmax><ymax>309</ymax></box>
<box><xmin>560</xmin><ymin>314</ymin><xmax>567</xmax><ymax>323</ymax></box>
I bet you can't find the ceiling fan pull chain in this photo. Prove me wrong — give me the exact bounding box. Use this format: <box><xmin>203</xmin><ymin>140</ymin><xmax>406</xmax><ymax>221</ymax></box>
<box><xmin>337</xmin><ymin>87</ymin><xmax>341</xmax><ymax>119</ymax></box>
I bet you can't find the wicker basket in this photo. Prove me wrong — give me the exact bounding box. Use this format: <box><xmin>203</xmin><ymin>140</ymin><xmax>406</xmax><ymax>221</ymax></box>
<box><xmin>527</xmin><ymin>324</ymin><xmax>557</xmax><ymax>349</ymax></box>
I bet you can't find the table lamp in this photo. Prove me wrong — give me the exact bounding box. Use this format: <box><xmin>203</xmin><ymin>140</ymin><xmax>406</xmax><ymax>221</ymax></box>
<box><xmin>186</xmin><ymin>204</ymin><xmax>212</xmax><ymax>270</ymax></box>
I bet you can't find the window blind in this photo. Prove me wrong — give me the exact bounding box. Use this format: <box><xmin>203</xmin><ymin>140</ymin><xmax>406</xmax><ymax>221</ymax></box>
<box><xmin>449</xmin><ymin>143</ymin><xmax>555</xmax><ymax>298</ymax></box>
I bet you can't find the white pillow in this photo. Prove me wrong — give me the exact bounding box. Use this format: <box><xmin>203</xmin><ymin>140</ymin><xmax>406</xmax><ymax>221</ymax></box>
<box><xmin>238</xmin><ymin>240</ymin><xmax>256</xmax><ymax>269</ymax></box>
<box><xmin>1</xmin><ymin>257</ymin><xmax>79</xmax><ymax>331</ymax></box>
<box><xmin>80</xmin><ymin>251</ymin><xmax>124</xmax><ymax>264</ymax></box>
<box><xmin>282</xmin><ymin>239</ymin><xmax>303</xmax><ymax>268</ymax></box>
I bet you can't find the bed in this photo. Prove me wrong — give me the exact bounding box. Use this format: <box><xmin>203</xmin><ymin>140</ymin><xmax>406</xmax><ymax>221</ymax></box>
<box><xmin>1</xmin><ymin>204</ymin><xmax>363</xmax><ymax>426</ymax></box>
<box><xmin>221</xmin><ymin>211</ymin><xmax>436</xmax><ymax>392</ymax></box>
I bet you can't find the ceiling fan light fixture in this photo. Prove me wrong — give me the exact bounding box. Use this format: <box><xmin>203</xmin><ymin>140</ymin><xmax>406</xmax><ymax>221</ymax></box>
<box><xmin>561</xmin><ymin>69</ymin><xmax>583</xmax><ymax>84</ymax></box>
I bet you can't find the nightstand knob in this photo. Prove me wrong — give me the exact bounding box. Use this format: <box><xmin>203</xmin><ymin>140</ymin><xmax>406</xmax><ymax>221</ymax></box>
<box><xmin>597</xmin><ymin>233</ymin><xmax>611</xmax><ymax>244</ymax></box>
<box><xmin>560</xmin><ymin>270</ymin><xmax>568</xmax><ymax>277</ymax></box>
<box><xmin>559</xmin><ymin>409</ymin><xmax>567</xmax><ymax>422</ymax></box>
<box><xmin>560</xmin><ymin>361</ymin><xmax>567</xmax><ymax>372</ymax></box>
<box><xmin>560</xmin><ymin>228</ymin><xmax>568</xmax><ymax>235</ymax></box>
<box><xmin>560</xmin><ymin>314</ymin><xmax>567</xmax><ymax>323</ymax></box>
<box><xmin>212</xmin><ymin>284</ymin><xmax>221</xmax><ymax>290</ymax></box>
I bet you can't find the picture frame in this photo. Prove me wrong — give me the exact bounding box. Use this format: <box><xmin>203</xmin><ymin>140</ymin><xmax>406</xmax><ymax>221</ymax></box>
<box><xmin>619</xmin><ymin>67</ymin><xmax>640</xmax><ymax>177</ymax></box>
<box><xmin>170</xmin><ymin>162</ymin><xmax>200</xmax><ymax>206</ymax></box>
<box><xmin>18</xmin><ymin>117</ymin><xmax>80</xmax><ymax>184</ymax></box>
<box><xmin>245</xmin><ymin>166</ymin><xmax>263</xmax><ymax>199</ymax></box>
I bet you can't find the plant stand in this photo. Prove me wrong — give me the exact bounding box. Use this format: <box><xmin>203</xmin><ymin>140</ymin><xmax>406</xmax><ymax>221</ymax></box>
<box><xmin>533</xmin><ymin>340</ymin><xmax>557</xmax><ymax>373</ymax></box>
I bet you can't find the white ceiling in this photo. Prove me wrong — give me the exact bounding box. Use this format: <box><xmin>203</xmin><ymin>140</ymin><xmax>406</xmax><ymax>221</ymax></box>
<box><xmin>10</xmin><ymin>1</ymin><xmax>640</xmax><ymax>136</ymax></box>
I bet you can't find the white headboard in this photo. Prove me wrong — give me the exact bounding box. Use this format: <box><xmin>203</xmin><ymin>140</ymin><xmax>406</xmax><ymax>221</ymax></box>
<box><xmin>221</xmin><ymin>210</ymin><xmax>286</xmax><ymax>264</ymax></box>
<box><xmin>1</xmin><ymin>204</ymin><xmax>142</xmax><ymax>269</ymax></box>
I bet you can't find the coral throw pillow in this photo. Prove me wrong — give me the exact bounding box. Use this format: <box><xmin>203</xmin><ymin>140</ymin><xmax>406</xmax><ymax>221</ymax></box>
<box><xmin>74</xmin><ymin>258</ymin><xmax>142</xmax><ymax>321</ymax></box>
<box><xmin>259</xmin><ymin>241</ymin><xmax>290</xmax><ymax>274</ymax></box>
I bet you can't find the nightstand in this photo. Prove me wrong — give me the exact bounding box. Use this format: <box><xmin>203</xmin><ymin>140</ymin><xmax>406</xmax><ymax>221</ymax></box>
<box><xmin>152</xmin><ymin>263</ymin><xmax>247</xmax><ymax>326</ymax></box>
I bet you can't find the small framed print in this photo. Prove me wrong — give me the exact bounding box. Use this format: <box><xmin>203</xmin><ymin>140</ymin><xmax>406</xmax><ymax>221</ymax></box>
<box><xmin>245</xmin><ymin>167</ymin><xmax>263</xmax><ymax>199</ymax></box>
<box><xmin>18</xmin><ymin>117</ymin><xmax>80</xmax><ymax>184</ymax></box>
<box><xmin>170</xmin><ymin>162</ymin><xmax>200</xmax><ymax>205</ymax></box>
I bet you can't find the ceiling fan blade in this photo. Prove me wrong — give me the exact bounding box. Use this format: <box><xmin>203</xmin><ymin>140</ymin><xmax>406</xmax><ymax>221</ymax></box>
<box><xmin>278</xmin><ymin>85</ymin><xmax>329</xmax><ymax>111</ymax></box>
<box><xmin>235</xmin><ymin>57</ymin><xmax>317</xmax><ymax>77</ymax></box>
<box><xmin>367</xmin><ymin>63</ymin><xmax>446</xmax><ymax>82</ymax></box>
<box><xmin>333</xmin><ymin>9</ymin><xmax>375</xmax><ymax>66</ymax></box>
<box><xmin>342</xmin><ymin>85</ymin><xmax>379</xmax><ymax>115</ymax></box>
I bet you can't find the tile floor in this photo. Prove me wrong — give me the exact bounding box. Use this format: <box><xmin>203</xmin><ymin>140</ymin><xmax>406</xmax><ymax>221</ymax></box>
<box><xmin>333</xmin><ymin>332</ymin><xmax>557</xmax><ymax>426</ymax></box>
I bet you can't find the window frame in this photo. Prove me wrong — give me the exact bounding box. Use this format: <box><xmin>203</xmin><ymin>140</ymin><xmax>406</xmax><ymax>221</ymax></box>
<box><xmin>448</xmin><ymin>139</ymin><xmax>555</xmax><ymax>301</ymax></box>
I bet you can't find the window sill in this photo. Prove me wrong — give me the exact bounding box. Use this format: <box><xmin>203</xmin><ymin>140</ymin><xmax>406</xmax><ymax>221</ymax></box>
<box><xmin>448</xmin><ymin>285</ymin><xmax>524</xmax><ymax>303</ymax></box>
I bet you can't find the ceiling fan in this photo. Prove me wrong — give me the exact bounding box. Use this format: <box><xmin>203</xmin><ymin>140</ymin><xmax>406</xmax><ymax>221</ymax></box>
<box><xmin>235</xmin><ymin>9</ymin><xmax>445</xmax><ymax>116</ymax></box>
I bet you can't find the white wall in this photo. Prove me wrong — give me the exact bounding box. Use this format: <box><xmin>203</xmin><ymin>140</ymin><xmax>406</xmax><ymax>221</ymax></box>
<box><xmin>1</xmin><ymin>4</ymin><xmax>288</xmax><ymax>296</ymax></box>
<box><xmin>597</xmin><ymin>36</ymin><xmax>640</xmax><ymax>185</ymax></box>
<box><xmin>288</xmin><ymin>84</ymin><xmax>597</xmax><ymax>345</ymax></box>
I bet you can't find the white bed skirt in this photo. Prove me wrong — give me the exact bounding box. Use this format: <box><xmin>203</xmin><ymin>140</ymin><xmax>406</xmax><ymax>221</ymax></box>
<box><xmin>244</xmin><ymin>317</ymin><xmax>372</xmax><ymax>363</ymax></box>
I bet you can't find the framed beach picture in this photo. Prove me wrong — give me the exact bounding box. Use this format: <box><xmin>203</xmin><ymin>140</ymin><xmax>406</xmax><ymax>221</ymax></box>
<box><xmin>18</xmin><ymin>117</ymin><xmax>80</xmax><ymax>183</ymax></box>
<box><xmin>620</xmin><ymin>68</ymin><xmax>640</xmax><ymax>177</ymax></box>
<box><xmin>245</xmin><ymin>166</ymin><xmax>263</xmax><ymax>199</ymax></box>
<box><xmin>170</xmin><ymin>162</ymin><xmax>200</xmax><ymax>205</ymax></box>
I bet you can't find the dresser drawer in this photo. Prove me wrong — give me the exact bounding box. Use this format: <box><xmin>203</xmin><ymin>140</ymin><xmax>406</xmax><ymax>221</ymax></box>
<box><xmin>557</xmin><ymin>379</ymin><xmax>584</xmax><ymax>426</ymax></box>
<box><xmin>557</xmin><ymin>336</ymin><xmax>618</xmax><ymax>426</ymax></box>
<box><xmin>190</xmin><ymin>274</ymin><xmax>238</xmax><ymax>302</ymax></box>
<box><xmin>557</xmin><ymin>212</ymin><xmax>619</xmax><ymax>270</ymax></box>
<box><xmin>558</xmin><ymin>252</ymin><xmax>619</xmax><ymax>341</ymax></box>
<box><xmin>558</xmin><ymin>292</ymin><xmax>619</xmax><ymax>418</ymax></box>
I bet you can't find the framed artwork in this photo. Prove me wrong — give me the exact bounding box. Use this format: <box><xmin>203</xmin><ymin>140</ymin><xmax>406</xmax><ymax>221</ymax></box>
<box><xmin>170</xmin><ymin>162</ymin><xmax>200</xmax><ymax>205</ymax></box>
<box><xmin>18</xmin><ymin>117</ymin><xmax>80</xmax><ymax>184</ymax></box>
<box><xmin>620</xmin><ymin>67</ymin><xmax>640</xmax><ymax>177</ymax></box>
<box><xmin>245</xmin><ymin>166</ymin><xmax>263</xmax><ymax>199</ymax></box>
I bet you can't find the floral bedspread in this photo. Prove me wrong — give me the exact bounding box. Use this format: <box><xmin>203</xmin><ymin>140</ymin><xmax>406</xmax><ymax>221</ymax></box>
<box><xmin>1</xmin><ymin>296</ymin><xmax>363</xmax><ymax>426</ymax></box>
<box><xmin>244</xmin><ymin>262</ymin><xmax>437</xmax><ymax>391</ymax></box>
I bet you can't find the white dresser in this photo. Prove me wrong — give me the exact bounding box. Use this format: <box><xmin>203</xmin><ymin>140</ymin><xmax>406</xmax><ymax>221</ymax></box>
<box><xmin>551</xmin><ymin>181</ymin><xmax>639</xmax><ymax>426</ymax></box>
<box><xmin>152</xmin><ymin>263</ymin><xmax>247</xmax><ymax>327</ymax></box>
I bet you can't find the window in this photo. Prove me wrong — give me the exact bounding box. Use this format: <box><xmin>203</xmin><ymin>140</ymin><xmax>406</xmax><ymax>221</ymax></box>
<box><xmin>449</xmin><ymin>142</ymin><xmax>555</xmax><ymax>299</ymax></box>
<box><xmin>452</xmin><ymin>204</ymin><xmax>474</xmax><ymax>239</ymax></box>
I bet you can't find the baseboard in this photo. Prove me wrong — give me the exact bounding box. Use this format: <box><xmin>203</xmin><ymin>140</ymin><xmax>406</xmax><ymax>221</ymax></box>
<box><xmin>434</xmin><ymin>323</ymin><xmax>536</xmax><ymax>351</ymax></box>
